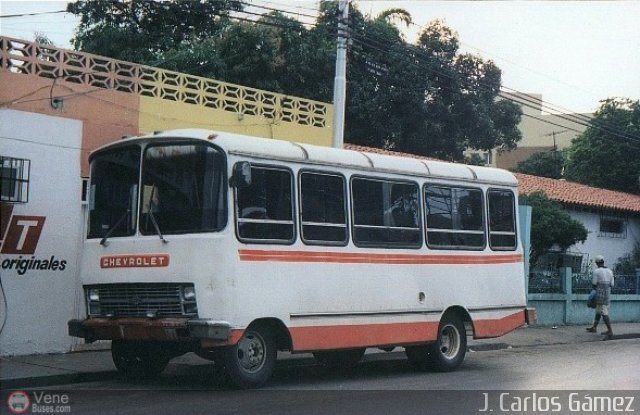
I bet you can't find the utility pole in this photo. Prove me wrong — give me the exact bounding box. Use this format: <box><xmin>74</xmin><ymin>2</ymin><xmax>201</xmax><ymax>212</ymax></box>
<box><xmin>542</xmin><ymin>129</ymin><xmax>568</xmax><ymax>152</ymax></box>
<box><xmin>332</xmin><ymin>0</ymin><xmax>349</xmax><ymax>149</ymax></box>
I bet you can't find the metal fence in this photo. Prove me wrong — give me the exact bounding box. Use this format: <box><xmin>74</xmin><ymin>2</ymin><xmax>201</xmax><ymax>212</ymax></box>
<box><xmin>529</xmin><ymin>270</ymin><xmax>640</xmax><ymax>295</ymax></box>
<box><xmin>528</xmin><ymin>268</ymin><xmax>563</xmax><ymax>293</ymax></box>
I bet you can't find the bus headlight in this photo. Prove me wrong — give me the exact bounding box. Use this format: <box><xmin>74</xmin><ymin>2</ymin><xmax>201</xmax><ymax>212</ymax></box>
<box><xmin>182</xmin><ymin>286</ymin><xmax>196</xmax><ymax>301</ymax></box>
<box><xmin>88</xmin><ymin>289</ymin><xmax>100</xmax><ymax>302</ymax></box>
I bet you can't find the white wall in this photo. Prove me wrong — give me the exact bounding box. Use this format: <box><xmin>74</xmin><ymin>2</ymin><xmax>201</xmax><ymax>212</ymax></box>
<box><xmin>567</xmin><ymin>209</ymin><xmax>640</xmax><ymax>268</ymax></box>
<box><xmin>0</xmin><ymin>109</ymin><xmax>84</xmax><ymax>356</ymax></box>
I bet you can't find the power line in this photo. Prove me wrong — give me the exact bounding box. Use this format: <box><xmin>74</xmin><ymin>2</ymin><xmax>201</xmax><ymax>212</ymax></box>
<box><xmin>4</xmin><ymin>2</ymin><xmax>638</xmax><ymax>148</ymax></box>
<box><xmin>249</xmin><ymin>0</ymin><xmax>321</xmax><ymax>15</ymax></box>
<box><xmin>0</xmin><ymin>10</ymin><xmax>68</xmax><ymax>18</ymax></box>
<box><xmin>344</xmin><ymin>12</ymin><xmax>639</xmax><ymax>144</ymax></box>
<box><xmin>238</xmin><ymin>0</ymin><xmax>319</xmax><ymax>21</ymax></box>
<box><xmin>232</xmin><ymin>9</ymin><xmax>317</xmax><ymax>28</ymax></box>
<box><xmin>346</xmin><ymin>28</ymin><xmax>640</xmax><ymax>148</ymax></box>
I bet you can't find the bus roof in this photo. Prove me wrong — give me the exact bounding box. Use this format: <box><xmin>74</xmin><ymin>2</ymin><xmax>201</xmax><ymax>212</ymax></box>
<box><xmin>117</xmin><ymin>129</ymin><xmax>518</xmax><ymax>186</ymax></box>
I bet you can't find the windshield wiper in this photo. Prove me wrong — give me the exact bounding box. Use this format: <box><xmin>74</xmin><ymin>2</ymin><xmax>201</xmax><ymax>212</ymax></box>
<box><xmin>146</xmin><ymin>185</ymin><xmax>168</xmax><ymax>244</ymax></box>
<box><xmin>100</xmin><ymin>209</ymin><xmax>130</xmax><ymax>246</ymax></box>
<box><xmin>147</xmin><ymin>207</ymin><xmax>168</xmax><ymax>244</ymax></box>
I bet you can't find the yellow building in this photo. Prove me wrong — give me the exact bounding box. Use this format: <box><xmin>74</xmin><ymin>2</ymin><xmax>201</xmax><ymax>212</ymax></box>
<box><xmin>0</xmin><ymin>36</ymin><xmax>333</xmax><ymax>176</ymax></box>
<box><xmin>467</xmin><ymin>92</ymin><xmax>592</xmax><ymax>170</ymax></box>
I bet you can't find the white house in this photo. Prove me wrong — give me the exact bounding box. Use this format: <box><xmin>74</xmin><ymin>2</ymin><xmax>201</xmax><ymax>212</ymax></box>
<box><xmin>514</xmin><ymin>172</ymin><xmax>640</xmax><ymax>270</ymax></box>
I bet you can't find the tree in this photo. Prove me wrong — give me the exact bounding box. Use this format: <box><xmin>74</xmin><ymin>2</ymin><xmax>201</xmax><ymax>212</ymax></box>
<box><xmin>563</xmin><ymin>98</ymin><xmax>640</xmax><ymax>194</ymax></box>
<box><xmin>67</xmin><ymin>1</ymin><xmax>523</xmax><ymax>161</ymax></box>
<box><xmin>67</xmin><ymin>0</ymin><xmax>242</xmax><ymax>64</ymax></box>
<box><xmin>340</xmin><ymin>15</ymin><xmax>522</xmax><ymax>160</ymax></box>
<box><xmin>520</xmin><ymin>191</ymin><xmax>588</xmax><ymax>266</ymax></box>
<box><xmin>513</xmin><ymin>151</ymin><xmax>564</xmax><ymax>179</ymax></box>
<box><xmin>464</xmin><ymin>153</ymin><xmax>487</xmax><ymax>166</ymax></box>
<box><xmin>34</xmin><ymin>33</ymin><xmax>54</xmax><ymax>46</ymax></box>
<box><xmin>614</xmin><ymin>242</ymin><xmax>640</xmax><ymax>275</ymax></box>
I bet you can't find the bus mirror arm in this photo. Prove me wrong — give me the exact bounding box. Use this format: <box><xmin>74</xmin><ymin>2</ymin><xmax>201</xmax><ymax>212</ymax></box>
<box><xmin>230</xmin><ymin>162</ymin><xmax>252</xmax><ymax>188</ymax></box>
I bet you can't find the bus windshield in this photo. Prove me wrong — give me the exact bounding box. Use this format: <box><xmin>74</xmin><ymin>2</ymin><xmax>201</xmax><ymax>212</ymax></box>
<box><xmin>87</xmin><ymin>142</ymin><xmax>227</xmax><ymax>239</ymax></box>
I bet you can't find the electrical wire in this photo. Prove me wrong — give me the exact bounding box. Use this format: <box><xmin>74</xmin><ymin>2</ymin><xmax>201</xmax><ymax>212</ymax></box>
<box><xmin>0</xmin><ymin>271</ymin><xmax>7</xmax><ymax>335</ymax></box>
<box><xmin>349</xmin><ymin>28</ymin><xmax>640</xmax><ymax>146</ymax></box>
<box><xmin>238</xmin><ymin>0</ymin><xmax>320</xmax><ymax>21</ymax></box>
<box><xmin>0</xmin><ymin>10</ymin><xmax>68</xmax><ymax>18</ymax></box>
<box><xmin>248</xmin><ymin>0</ymin><xmax>321</xmax><ymax>15</ymax></box>
<box><xmin>346</xmin><ymin>28</ymin><xmax>640</xmax><ymax>149</ymax></box>
<box><xmin>4</xmin><ymin>1</ymin><xmax>638</xmax><ymax>148</ymax></box>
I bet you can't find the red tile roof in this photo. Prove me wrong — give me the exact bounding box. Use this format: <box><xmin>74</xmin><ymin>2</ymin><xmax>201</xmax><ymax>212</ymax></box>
<box><xmin>345</xmin><ymin>144</ymin><xmax>439</xmax><ymax>160</ymax></box>
<box><xmin>344</xmin><ymin>144</ymin><xmax>640</xmax><ymax>214</ymax></box>
<box><xmin>514</xmin><ymin>173</ymin><xmax>640</xmax><ymax>214</ymax></box>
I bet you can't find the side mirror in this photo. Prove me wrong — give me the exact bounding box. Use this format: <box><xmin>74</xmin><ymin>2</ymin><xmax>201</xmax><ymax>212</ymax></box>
<box><xmin>231</xmin><ymin>161</ymin><xmax>252</xmax><ymax>188</ymax></box>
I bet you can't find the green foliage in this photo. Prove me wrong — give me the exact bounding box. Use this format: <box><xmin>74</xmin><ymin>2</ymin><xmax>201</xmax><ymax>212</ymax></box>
<box><xmin>66</xmin><ymin>0</ymin><xmax>522</xmax><ymax>161</ymax></box>
<box><xmin>513</xmin><ymin>151</ymin><xmax>564</xmax><ymax>179</ymax></box>
<box><xmin>564</xmin><ymin>98</ymin><xmax>640</xmax><ymax>194</ymax></box>
<box><xmin>614</xmin><ymin>242</ymin><xmax>640</xmax><ymax>274</ymax></box>
<box><xmin>34</xmin><ymin>33</ymin><xmax>54</xmax><ymax>46</ymax></box>
<box><xmin>67</xmin><ymin>0</ymin><xmax>243</xmax><ymax>63</ymax></box>
<box><xmin>520</xmin><ymin>191</ymin><xmax>588</xmax><ymax>266</ymax></box>
<box><xmin>464</xmin><ymin>153</ymin><xmax>486</xmax><ymax>166</ymax></box>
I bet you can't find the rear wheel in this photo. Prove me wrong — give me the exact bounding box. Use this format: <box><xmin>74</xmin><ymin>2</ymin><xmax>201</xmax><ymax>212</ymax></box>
<box><xmin>313</xmin><ymin>348</ymin><xmax>365</xmax><ymax>369</ymax></box>
<box><xmin>111</xmin><ymin>340</ymin><xmax>170</xmax><ymax>379</ymax></box>
<box><xmin>428</xmin><ymin>314</ymin><xmax>467</xmax><ymax>372</ymax></box>
<box><xmin>405</xmin><ymin>314</ymin><xmax>467</xmax><ymax>372</ymax></box>
<box><xmin>218</xmin><ymin>326</ymin><xmax>276</xmax><ymax>389</ymax></box>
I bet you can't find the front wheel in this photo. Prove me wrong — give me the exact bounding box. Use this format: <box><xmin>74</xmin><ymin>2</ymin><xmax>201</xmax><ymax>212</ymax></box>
<box><xmin>111</xmin><ymin>340</ymin><xmax>171</xmax><ymax>379</ymax></box>
<box><xmin>218</xmin><ymin>326</ymin><xmax>276</xmax><ymax>389</ymax></box>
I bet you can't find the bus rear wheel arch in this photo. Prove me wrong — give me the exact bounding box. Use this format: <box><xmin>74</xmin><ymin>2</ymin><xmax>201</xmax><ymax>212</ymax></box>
<box><xmin>405</xmin><ymin>312</ymin><xmax>468</xmax><ymax>372</ymax></box>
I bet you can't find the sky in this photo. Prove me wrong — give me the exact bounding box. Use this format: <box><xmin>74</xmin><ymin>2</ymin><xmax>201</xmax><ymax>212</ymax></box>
<box><xmin>1</xmin><ymin>1</ymin><xmax>639</xmax><ymax>114</ymax></box>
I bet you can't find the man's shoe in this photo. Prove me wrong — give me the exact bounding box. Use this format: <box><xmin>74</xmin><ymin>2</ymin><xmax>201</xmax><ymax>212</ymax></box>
<box><xmin>601</xmin><ymin>331</ymin><xmax>613</xmax><ymax>338</ymax></box>
<box><xmin>586</xmin><ymin>327</ymin><xmax>597</xmax><ymax>333</ymax></box>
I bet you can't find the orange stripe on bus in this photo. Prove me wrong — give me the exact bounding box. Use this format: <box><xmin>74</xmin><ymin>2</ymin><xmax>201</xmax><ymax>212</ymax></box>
<box><xmin>289</xmin><ymin>321</ymin><xmax>440</xmax><ymax>351</ymax></box>
<box><xmin>286</xmin><ymin>310</ymin><xmax>525</xmax><ymax>351</ymax></box>
<box><xmin>473</xmin><ymin>310</ymin><xmax>526</xmax><ymax>339</ymax></box>
<box><xmin>238</xmin><ymin>249</ymin><xmax>523</xmax><ymax>265</ymax></box>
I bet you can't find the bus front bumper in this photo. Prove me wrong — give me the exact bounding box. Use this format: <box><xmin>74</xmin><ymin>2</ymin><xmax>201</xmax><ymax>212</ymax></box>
<box><xmin>68</xmin><ymin>318</ymin><xmax>236</xmax><ymax>345</ymax></box>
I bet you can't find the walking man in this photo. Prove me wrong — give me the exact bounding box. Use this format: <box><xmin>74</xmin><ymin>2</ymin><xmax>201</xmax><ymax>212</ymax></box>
<box><xmin>586</xmin><ymin>255</ymin><xmax>615</xmax><ymax>339</ymax></box>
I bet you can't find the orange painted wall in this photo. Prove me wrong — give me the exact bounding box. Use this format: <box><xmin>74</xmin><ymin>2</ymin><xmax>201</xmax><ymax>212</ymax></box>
<box><xmin>1</xmin><ymin>72</ymin><xmax>139</xmax><ymax>176</ymax></box>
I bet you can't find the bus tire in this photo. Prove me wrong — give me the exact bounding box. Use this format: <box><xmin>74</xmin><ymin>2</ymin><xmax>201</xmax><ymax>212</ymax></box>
<box><xmin>219</xmin><ymin>326</ymin><xmax>276</xmax><ymax>389</ymax></box>
<box><xmin>313</xmin><ymin>348</ymin><xmax>365</xmax><ymax>369</ymax></box>
<box><xmin>428</xmin><ymin>314</ymin><xmax>467</xmax><ymax>372</ymax></box>
<box><xmin>111</xmin><ymin>340</ymin><xmax>170</xmax><ymax>380</ymax></box>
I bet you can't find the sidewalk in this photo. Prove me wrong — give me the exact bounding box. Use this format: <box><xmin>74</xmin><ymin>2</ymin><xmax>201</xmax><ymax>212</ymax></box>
<box><xmin>2</xmin><ymin>323</ymin><xmax>640</xmax><ymax>389</ymax></box>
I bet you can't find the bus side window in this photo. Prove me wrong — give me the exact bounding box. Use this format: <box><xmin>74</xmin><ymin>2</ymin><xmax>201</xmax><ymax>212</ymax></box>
<box><xmin>425</xmin><ymin>185</ymin><xmax>485</xmax><ymax>250</ymax></box>
<box><xmin>299</xmin><ymin>171</ymin><xmax>348</xmax><ymax>245</ymax></box>
<box><xmin>351</xmin><ymin>177</ymin><xmax>421</xmax><ymax>248</ymax></box>
<box><xmin>235</xmin><ymin>164</ymin><xmax>295</xmax><ymax>243</ymax></box>
<box><xmin>488</xmin><ymin>190</ymin><xmax>517</xmax><ymax>250</ymax></box>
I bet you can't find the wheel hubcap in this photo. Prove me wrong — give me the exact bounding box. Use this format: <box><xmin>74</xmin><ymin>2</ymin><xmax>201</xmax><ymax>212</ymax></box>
<box><xmin>237</xmin><ymin>332</ymin><xmax>266</xmax><ymax>373</ymax></box>
<box><xmin>439</xmin><ymin>324</ymin><xmax>460</xmax><ymax>360</ymax></box>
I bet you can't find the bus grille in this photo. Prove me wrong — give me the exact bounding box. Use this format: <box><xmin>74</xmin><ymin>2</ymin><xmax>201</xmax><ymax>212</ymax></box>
<box><xmin>85</xmin><ymin>283</ymin><xmax>197</xmax><ymax>317</ymax></box>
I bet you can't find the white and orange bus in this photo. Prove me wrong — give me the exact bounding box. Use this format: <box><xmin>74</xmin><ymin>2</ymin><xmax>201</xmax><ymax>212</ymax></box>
<box><xmin>69</xmin><ymin>129</ymin><xmax>533</xmax><ymax>388</ymax></box>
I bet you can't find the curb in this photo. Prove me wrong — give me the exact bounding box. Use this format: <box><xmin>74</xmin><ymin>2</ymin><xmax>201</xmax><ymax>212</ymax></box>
<box><xmin>1</xmin><ymin>370</ymin><xmax>117</xmax><ymax>390</ymax></box>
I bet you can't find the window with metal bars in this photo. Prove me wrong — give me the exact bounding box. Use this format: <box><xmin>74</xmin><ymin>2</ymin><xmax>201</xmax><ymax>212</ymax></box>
<box><xmin>0</xmin><ymin>156</ymin><xmax>30</xmax><ymax>203</ymax></box>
